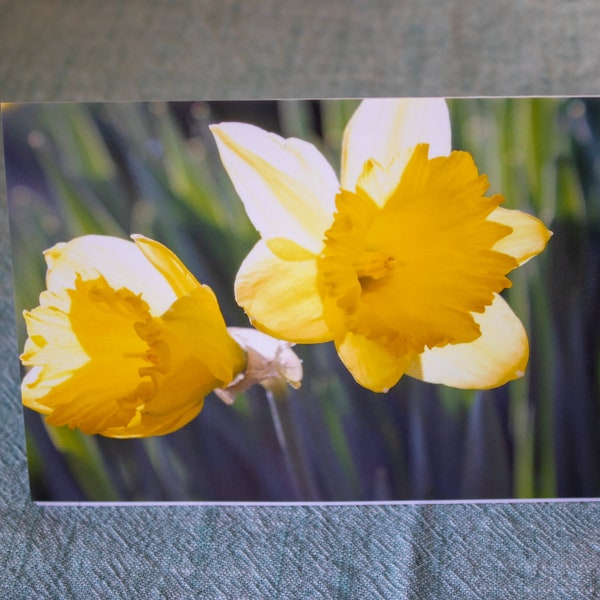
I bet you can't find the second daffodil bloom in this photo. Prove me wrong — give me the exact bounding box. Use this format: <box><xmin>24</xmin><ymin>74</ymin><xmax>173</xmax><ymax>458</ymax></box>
<box><xmin>21</xmin><ymin>235</ymin><xmax>247</xmax><ymax>438</ymax></box>
<box><xmin>211</xmin><ymin>98</ymin><xmax>552</xmax><ymax>393</ymax></box>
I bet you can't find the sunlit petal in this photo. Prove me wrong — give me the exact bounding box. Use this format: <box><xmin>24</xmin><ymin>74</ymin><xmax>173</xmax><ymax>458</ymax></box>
<box><xmin>44</xmin><ymin>235</ymin><xmax>177</xmax><ymax>316</ymax></box>
<box><xmin>235</xmin><ymin>240</ymin><xmax>331</xmax><ymax>343</ymax></box>
<box><xmin>336</xmin><ymin>332</ymin><xmax>413</xmax><ymax>393</ymax></box>
<box><xmin>341</xmin><ymin>98</ymin><xmax>451</xmax><ymax>191</ymax></box>
<box><xmin>489</xmin><ymin>207</ymin><xmax>553</xmax><ymax>265</ymax></box>
<box><xmin>406</xmin><ymin>294</ymin><xmax>529</xmax><ymax>389</ymax></box>
<box><xmin>211</xmin><ymin>122</ymin><xmax>338</xmax><ymax>253</ymax></box>
<box><xmin>355</xmin><ymin>147</ymin><xmax>414</xmax><ymax>208</ymax></box>
<box><xmin>132</xmin><ymin>234</ymin><xmax>201</xmax><ymax>297</ymax></box>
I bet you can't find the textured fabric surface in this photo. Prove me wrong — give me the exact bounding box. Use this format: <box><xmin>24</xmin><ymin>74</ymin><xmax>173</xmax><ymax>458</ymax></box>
<box><xmin>2</xmin><ymin>1</ymin><xmax>600</xmax><ymax>597</ymax></box>
<box><xmin>2</xmin><ymin>0</ymin><xmax>600</xmax><ymax>101</ymax></box>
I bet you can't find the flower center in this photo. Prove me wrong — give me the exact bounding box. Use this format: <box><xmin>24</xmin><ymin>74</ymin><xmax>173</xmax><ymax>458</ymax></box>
<box><xmin>319</xmin><ymin>145</ymin><xmax>518</xmax><ymax>357</ymax></box>
<box><xmin>354</xmin><ymin>250</ymin><xmax>397</xmax><ymax>281</ymax></box>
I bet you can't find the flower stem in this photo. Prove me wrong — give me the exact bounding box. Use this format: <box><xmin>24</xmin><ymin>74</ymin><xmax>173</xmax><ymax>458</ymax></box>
<box><xmin>265</xmin><ymin>383</ymin><xmax>316</xmax><ymax>501</ymax></box>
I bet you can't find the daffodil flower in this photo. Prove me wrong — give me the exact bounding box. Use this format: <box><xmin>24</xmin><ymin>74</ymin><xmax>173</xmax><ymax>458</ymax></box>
<box><xmin>211</xmin><ymin>98</ymin><xmax>552</xmax><ymax>392</ymax></box>
<box><xmin>21</xmin><ymin>234</ymin><xmax>247</xmax><ymax>438</ymax></box>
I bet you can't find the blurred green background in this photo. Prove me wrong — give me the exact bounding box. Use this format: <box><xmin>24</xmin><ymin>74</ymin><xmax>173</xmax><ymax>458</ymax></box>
<box><xmin>2</xmin><ymin>98</ymin><xmax>598</xmax><ymax>502</ymax></box>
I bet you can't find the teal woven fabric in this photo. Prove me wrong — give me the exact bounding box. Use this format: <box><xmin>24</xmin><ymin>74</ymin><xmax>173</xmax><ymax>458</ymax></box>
<box><xmin>2</xmin><ymin>1</ymin><xmax>600</xmax><ymax>597</ymax></box>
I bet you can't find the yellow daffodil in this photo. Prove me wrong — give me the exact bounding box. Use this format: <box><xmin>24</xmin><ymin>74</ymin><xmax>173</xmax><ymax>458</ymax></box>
<box><xmin>21</xmin><ymin>234</ymin><xmax>247</xmax><ymax>438</ymax></box>
<box><xmin>210</xmin><ymin>98</ymin><xmax>552</xmax><ymax>393</ymax></box>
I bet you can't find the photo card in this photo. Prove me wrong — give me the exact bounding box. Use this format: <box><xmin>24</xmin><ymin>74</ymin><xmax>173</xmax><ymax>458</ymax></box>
<box><xmin>3</xmin><ymin>98</ymin><xmax>596</xmax><ymax>504</ymax></box>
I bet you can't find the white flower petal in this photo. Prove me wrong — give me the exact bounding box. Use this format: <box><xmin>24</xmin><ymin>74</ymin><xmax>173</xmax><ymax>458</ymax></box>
<box><xmin>341</xmin><ymin>98</ymin><xmax>451</xmax><ymax>191</ymax></box>
<box><xmin>211</xmin><ymin>122</ymin><xmax>339</xmax><ymax>254</ymax></box>
<box><xmin>406</xmin><ymin>294</ymin><xmax>529</xmax><ymax>389</ymax></box>
<box><xmin>489</xmin><ymin>207</ymin><xmax>553</xmax><ymax>266</ymax></box>
<box><xmin>44</xmin><ymin>235</ymin><xmax>177</xmax><ymax>315</ymax></box>
<box><xmin>235</xmin><ymin>240</ymin><xmax>331</xmax><ymax>343</ymax></box>
<box><xmin>336</xmin><ymin>331</ymin><xmax>413</xmax><ymax>393</ymax></box>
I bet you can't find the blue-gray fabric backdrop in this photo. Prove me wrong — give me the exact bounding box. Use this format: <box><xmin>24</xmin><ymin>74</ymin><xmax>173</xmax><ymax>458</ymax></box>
<box><xmin>2</xmin><ymin>1</ymin><xmax>600</xmax><ymax>597</ymax></box>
